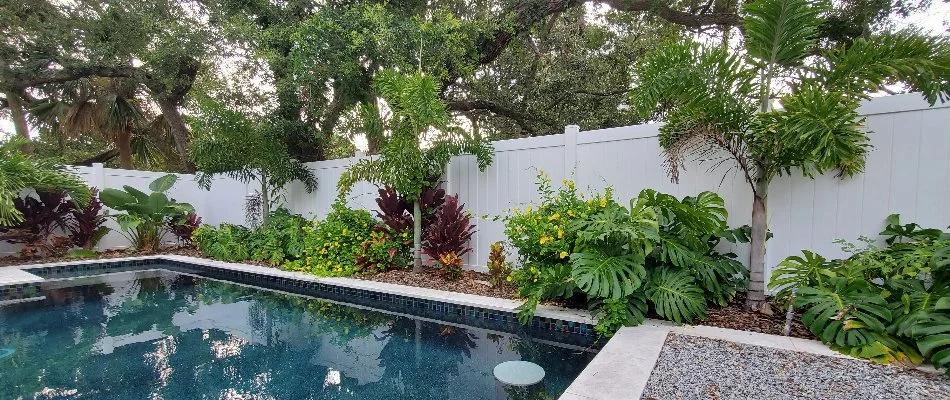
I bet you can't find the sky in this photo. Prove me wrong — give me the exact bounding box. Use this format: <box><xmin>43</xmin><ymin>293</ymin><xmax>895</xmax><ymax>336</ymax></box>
<box><xmin>2</xmin><ymin>1</ymin><xmax>949</xmax><ymax>141</ymax></box>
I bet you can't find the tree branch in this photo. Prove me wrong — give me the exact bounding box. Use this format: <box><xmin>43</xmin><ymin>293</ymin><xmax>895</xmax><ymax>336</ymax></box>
<box><xmin>447</xmin><ymin>100</ymin><xmax>536</xmax><ymax>135</ymax></box>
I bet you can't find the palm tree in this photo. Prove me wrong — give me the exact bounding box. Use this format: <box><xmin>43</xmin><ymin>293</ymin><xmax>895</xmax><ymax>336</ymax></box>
<box><xmin>29</xmin><ymin>78</ymin><xmax>144</xmax><ymax>169</ymax></box>
<box><xmin>0</xmin><ymin>137</ymin><xmax>90</xmax><ymax>226</ymax></box>
<box><xmin>630</xmin><ymin>0</ymin><xmax>950</xmax><ymax>311</ymax></box>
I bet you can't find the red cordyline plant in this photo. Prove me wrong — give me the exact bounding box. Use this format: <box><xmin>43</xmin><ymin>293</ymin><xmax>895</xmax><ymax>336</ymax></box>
<box><xmin>374</xmin><ymin>185</ymin><xmax>445</xmax><ymax>235</ymax></box>
<box><xmin>169</xmin><ymin>212</ymin><xmax>202</xmax><ymax>245</ymax></box>
<box><xmin>1</xmin><ymin>190</ymin><xmax>75</xmax><ymax>257</ymax></box>
<box><xmin>423</xmin><ymin>194</ymin><xmax>474</xmax><ymax>279</ymax></box>
<box><xmin>68</xmin><ymin>188</ymin><xmax>110</xmax><ymax>250</ymax></box>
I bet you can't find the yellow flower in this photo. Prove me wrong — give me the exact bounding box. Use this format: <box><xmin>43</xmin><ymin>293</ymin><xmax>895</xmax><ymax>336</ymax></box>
<box><xmin>559</xmin><ymin>251</ymin><xmax>568</xmax><ymax>259</ymax></box>
<box><xmin>599</xmin><ymin>198</ymin><xmax>607</xmax><ymax>208</ymax></box>
<box><xmin>563</xmin><ymin>179</ymin><xmax>575</xmax><ymax>189</ymax></box>
<box><xmin>506</xmin><ymin>276</ymin><xmax>512</xmax><ymax>282</ymax></box>
<box><xmin>557</xmin><ymin>227</ymin><xmax>564</xmax><ymax>239</ymax></box>
<box><xmin>342</xmin><ymin>228</ymin><xmax>348</xmax><ymax>235</ymax></box>
<box><xmin>539</xmin><ymin>235</ymin><xmax>553</xmax><ymax>245</ymax></box>
<box><xmin>567</xmin><ymin>210</ymin><xmax>574</xmax><ymax>217</ymax></box>
<box><xmin>526</xmin><ymin>205</ymin><xmax>533</xmax><ymax>212</ymax></box>
<box><xmin>548</xmin><ymin>213</ymin><xmax>560</xmax><ymax>221</ymax></box>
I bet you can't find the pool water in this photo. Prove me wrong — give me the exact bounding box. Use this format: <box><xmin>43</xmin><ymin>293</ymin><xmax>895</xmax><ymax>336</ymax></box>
<box><xmin>0</xmin><ymin>271</ymin><xmax>594</xmax><ymax>399</ymax></box>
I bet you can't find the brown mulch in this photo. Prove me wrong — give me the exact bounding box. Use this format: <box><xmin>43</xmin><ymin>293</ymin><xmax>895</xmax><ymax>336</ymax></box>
<box><xmin>354</xmin><ymin>268</ymin><xmax>520</xmax><ymax>300</ymax></box>
<box><xmin>2</xmin><ymin>250</ymin><xmax>815</xmax><ymax>340</ymax></box>
<box><xmin>702</xmin><ymin>292</ymin><xmax>816</xmax><ymax>340</ymax></box>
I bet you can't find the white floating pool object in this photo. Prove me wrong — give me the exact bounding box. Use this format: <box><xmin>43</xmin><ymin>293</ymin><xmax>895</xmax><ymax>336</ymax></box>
<box><xmin>493</xmin><ymin>361</ymin><xmax>545</xmax><ymax>387</ymax></box>
<box><xmin>0</xmin><ymin>348</ymin><xmax>14</xmax><ymax>359</ymax></box>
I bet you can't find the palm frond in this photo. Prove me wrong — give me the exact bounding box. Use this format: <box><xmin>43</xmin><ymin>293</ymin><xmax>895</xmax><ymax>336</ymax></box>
<box><xmin>743</xmin><ymin>0</ymin><xmax>821</xmax><ymax>67</ymax></box>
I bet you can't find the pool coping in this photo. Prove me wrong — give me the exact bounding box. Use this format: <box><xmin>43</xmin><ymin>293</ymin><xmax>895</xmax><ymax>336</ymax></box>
<box><xmin>558</xmin><ymin>321</ymin><xmax>945</xmax><ymax>400</ymax></box>
<box><xmin>0</xmin><ymin>255</ymin><xmax>598</xmax><ymax>341</ymax></box>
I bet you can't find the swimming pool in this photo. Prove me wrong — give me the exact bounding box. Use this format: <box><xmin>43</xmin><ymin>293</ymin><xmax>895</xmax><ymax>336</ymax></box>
<box><xmin>0</xmin><ymin>270</ymin><xmax>595</xmax><ymax>399</ymax></box>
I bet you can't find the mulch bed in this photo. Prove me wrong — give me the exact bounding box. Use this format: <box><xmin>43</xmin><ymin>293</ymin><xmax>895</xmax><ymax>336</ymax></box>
<box><xmin>3</xmin><ymin>250</ymin><xmax>815</xmax><ymax>340</ymax></box>
<box><xmin>354</xmin><ymin>268</ymin><xmax>520</xmax><ymax>300</ymax></box>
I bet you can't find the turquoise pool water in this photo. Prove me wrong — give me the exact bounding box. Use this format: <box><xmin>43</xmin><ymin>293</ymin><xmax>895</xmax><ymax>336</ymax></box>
<box><xmin>0</xmin><ymin>271</ymin><xmax>594</xmax><ymax>399</ymax></box>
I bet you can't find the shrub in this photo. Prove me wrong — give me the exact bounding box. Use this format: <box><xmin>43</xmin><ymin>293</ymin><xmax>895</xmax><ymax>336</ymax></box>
<box><xmin>0</xmin><ymin>190</ymin><xmax>77</xmax><ymax>257</ymax></box>
<box><xmin>247</xmin><ymin>209</ymin><xmax>309</xmax><ymax>265</ymax></box>
<box><xmin>67</xmin><ymin>188</ymin><xmax>110</xmax><ymax>250</ymax></box>
<box><xmin>502</xmin><ymin>172</ymin><xmax>747</xmax><ymax>336</ymax></box>
<box><xmin>169</xmin><ymin>212</ymin><xmax>202</xmax><ymax>246</ymax></box>
<box><xmin>283</xmin><ymin>200</ymin><xmax>375</xmax><ymax>276</ymax></box>
<box><xmin>423</xmin><ymin>194</ymin><xmax>474</xmax><ymax>279</ymax></box>
<box><xmin>99</xmin><ymin>174</ymin><xmax>195</xmax><ymax>252</ymax></box>
<box><xmin>487</xmin><ymin>241</ymin><xmax>512</xmax><ymax>287</ymax></box>
<box><xmin>354</xmin><ymin>230</ymin><xmax>412</xmax><ymax>274</ymax></box>
<box><xmin>770</xmin><ymin>214</ymin><xmax>949</xmax><ymax>374</ymax></box>
<box><xmin>193</xmin><ymin>223</ymin><xmax>252</xmax><ymax>262</ymax></box>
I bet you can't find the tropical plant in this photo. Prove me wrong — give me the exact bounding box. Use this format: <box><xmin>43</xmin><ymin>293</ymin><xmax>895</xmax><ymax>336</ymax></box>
<box><xmin>355</xmin><ymin>230</ymin><xmax>413</xmax><ymax>274</ymax></box>
<box><xmin>1</xmin><ymin>190</ymin><xmax>76</xmax><ymax>257</ymax></box>
<box><xmin>631</xmin><ymin>0</ymin><xmax>950</xmax><ymax>310</ymax></box>
<box><xmin>423</xmin><ymin>194</ymin><xmax>475</xmax><ymax>279</ymax></box>
<box><xmin>67</xmin><ymin>188</ymin><xmax>110</xmax><ymax>250</ymax></box>
<box><xmin>338</xmin><ymin>70</ymin><xmax>493</xmax><ymax>273</ymax></box>
<box><xmin>193</xmin><ymin>223</ymin><xmax>252</xmax><ymax>262</ymax></box>
<box><xmin>487</xmin><ymin>241</ymin><xmax>512</xmax><ymax>287</ymax></box>
<box><xmin>770</xmin><ymin>215</ymin><xmax>950</xmax><ymax>373</ymax></box>
<box><xmin>0</xmin><ymin>137</ymin><xmax>90</xmax><ymax>226</ymax></box>
<box><xmin>99</xmin><ymin>174</ymin><xmax>195</xmax><ymax>252</ymax></box>
<box><xmin>502</xmin><ymin>173</ymin><xmax>748</xmax><ymax>335</ymax></box>
<box><xmin>246</xmin><ymin>209</ymin><xmax>309</xmax><ymax>265</ymax></box>
<box><xmin>168</xmin><ymin>212</ymin><xmax>202</xmax><ymax>246</ymax></box>
<box><xmin>190</xmin><ymin>97</ymin><xmax>318</xmax><ymax>224</ymax></box>
<box><xmin>374</xmin><ymin>185</ymin><xmax>446</xmax><ymax>236</ymax></box>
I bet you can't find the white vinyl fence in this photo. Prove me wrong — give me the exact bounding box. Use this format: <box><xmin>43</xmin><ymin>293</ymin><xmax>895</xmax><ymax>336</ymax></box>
<box><xmin>5</xmin><ymin>93</ymin><xmax>949</xmax><ymax>283</ymax></box>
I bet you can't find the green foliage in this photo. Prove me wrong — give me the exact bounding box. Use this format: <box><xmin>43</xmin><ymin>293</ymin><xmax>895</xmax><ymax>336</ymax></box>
<box><xmin>502</xmin><ymin>173</ymin><xmax>747</xmax><ymax>335</ymax></box>
<box><xmin>246</xmin><ymin>209</ymin><xmax>310</xmax><ymax>265</ymax></box>
<box><xmin>99</xmin><ymin>174</ymin><xmax>194</xmax><ymax>252</ymax></box>
<box><xmin>283</xmin><ymin>201</ymin><xmax>376</xmax><ymax>277</ymax></box>
<box><xmin>0</xmin><ymin>138</ymin><xmax>90</xmax><ymax>226</ymax></box>
<box><xmin>193</xmin><ymin>224</ymin><xmax>252</xmax><ymax>262</ymax></box>
<box><xmin>190</xmin><ymin>97</ymin><xmax>318</xmax><ymax>221</ymax></box>
<box><xmin>770</xmin><ymin>215</ymin><xmax>950</xmax><ymax>373</ymax></box>
<box><xmin>632</xmin><ymin>0</ymin><xmax>950</xmax><ymax>304</ymax></box>
<box><xmin>354</xmin><ymin>230</ymin><xmax>412</xmax><ymax>274</ymax></box>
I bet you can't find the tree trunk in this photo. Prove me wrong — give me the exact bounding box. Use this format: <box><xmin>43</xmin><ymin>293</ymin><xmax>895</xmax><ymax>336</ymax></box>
<box><xmin>6</xmin><ymin>91</ymin><xmax>32</xmax><ymax>154</ymax></box>
<box><xmin>746</xmin><ymin>180</ymin><xmax>769</xmax><ymax>310</ymax></box>
<box><xmin>413</xmin><ymin>200</ymin><xmax>423</xmax><ymax>273</ymax></box>
<box><xmin>156</xmin><ymin>98</ymin><xmax>196</xmax><ymax>173</ymax></box>
<box><xmin>260</xmin><ymin>172</ymin><xmax>270</xmax><ymax>225</ymax></box>
<box><xmin>116</xmin><ymin>128</ymin><xmax>133</xmax><ymax>169</ymax></box>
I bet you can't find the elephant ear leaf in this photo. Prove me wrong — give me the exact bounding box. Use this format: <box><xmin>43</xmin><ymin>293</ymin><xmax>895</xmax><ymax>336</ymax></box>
<box><xmin>149</xmin><ymin>174</ymin><xmax>179</xmax><ymax>193</ymax></box>
<box><xmin>646</xmin><ymin>266</ymin><xmax>706</xmax><ymax>324</ymax></box>
<box><xmin>570</xmin><ymin>252</ymin><xmax>646</xmax><ymax>299</ymax></box>
<box><xmin>99</xmin><ymin>188</ymin><xmax>136</xmax><ymax>210</ymax></box>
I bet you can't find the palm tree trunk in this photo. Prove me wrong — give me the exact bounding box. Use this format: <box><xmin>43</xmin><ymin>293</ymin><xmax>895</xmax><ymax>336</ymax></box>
<box><xmin>6</xmin><ymin>91</ymin><xmax>32</xmax><ymax>154</ymax></box>
<box><xmin>260</xmin><ymin>172</ymin><xmax>270</xmax><ymax>225</ymax></box>
<box><xmin>116</xmin><ymin>129</ymin><xmax>133</xmax><ymax>169</ymax></box>
<box><xmin>412</xmin><ymin>200</ymin><xmax>423</xmax><ymax>273</ymax></box>
<box><xmin>746</xmin><ymin>179</ymin><xmax>769</xmax><ymax>310</ymax></box>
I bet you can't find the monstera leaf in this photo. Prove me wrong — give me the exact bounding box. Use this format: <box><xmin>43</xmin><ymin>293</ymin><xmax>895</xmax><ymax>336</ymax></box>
<box><xmin>915</xmin><ymin>297</ymin><xmax>950</xmax><ymax>373</ymax></box>
<box><xmin>796</xmin><ymin>279</ymin><xmax>893</xmax><ymax>351</ymax></box>
<box><xmin>571</xmin><ymin>251</ymin><xmax>646</xmax><ymax>299</ymax></box>
<box><xmin>646</xmin><ymin>266</ymin><xmax>707</xmax><ymax>324</ymax></box>
<box><xmin>769</xmin><ymin>250</ymin><xmax>838</xmax><ymax>305</ymax></box>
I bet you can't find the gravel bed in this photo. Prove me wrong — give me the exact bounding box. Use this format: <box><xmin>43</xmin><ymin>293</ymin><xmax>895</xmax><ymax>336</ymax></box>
<box><xmin>641</xmin><ymin>333</ymin><xmax>950</xmax><ymax>400</ymax></box>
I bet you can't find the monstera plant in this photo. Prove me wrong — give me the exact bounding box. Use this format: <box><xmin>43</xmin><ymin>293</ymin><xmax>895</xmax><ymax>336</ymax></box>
<box><xmin>100</xmin><ymin>174</ymin><xmax>194</xmax><ymax>252</ymax></box>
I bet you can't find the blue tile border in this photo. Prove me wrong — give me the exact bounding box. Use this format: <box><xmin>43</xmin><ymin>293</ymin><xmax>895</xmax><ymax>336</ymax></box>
<box><xmin>2</xmin><ymin>257</ymin><xmax>598</xmax><ymax>347</ymax></box>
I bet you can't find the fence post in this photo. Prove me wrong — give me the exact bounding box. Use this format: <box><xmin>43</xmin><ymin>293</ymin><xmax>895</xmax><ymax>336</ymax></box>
<box><xmin>564</xmin><ymin>125</ymin><xmax>579</xmax><ymax>176</ymax></box>
<box><xmin>91</xmin><ymin>163</ymin><xmax>106</xmax><ymax>190</ymax></box>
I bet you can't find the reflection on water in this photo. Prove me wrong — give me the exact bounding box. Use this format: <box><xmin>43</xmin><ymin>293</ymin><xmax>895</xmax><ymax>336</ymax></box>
<box><xmin>0</xmin><ymin>271</ymin><xmax>594</xmax><ymax>400</ymax></box>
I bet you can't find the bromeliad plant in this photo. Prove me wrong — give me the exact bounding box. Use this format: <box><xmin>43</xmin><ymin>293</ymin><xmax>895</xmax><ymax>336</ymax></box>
<box><xmin>100</xmin><ymin>174</ymin><xmax>195</xmax><ymax>252</ymax></box>
<box><xmin>632</xmin><ymin>0</ymin><xmax>950</xmax><ymax>311</ymax></box>
<box><xmin>503</xmin><ymin>173</ymin><xmax>748</xmax><ymax>336</ymax></box>
<box><xmin>770</xmin><ymin>215</ymin><xmax>950</xmax><ymax>374</ymax></box>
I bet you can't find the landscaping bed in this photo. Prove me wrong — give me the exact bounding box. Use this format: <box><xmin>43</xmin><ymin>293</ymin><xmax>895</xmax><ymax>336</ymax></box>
<box><xmin>641</xmin><ymin>333</ymin><xmax>950</xmax><ymax>400</ymax></box>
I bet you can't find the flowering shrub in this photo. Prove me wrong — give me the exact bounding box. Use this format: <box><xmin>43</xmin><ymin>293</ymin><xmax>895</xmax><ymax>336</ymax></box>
<box><xmin>355</xmin><ymin>230</ymin><xmax>412</xmax><ymax>274</ymax></box>
<box><xmin>283</xmin><ymin>200</ymin><xmax>375</xmax><ymax>276</ymax></box>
